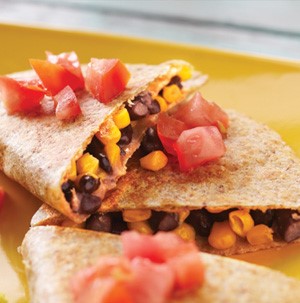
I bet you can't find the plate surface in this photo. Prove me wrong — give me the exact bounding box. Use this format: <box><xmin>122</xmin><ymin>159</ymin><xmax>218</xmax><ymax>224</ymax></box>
<box><xmin>0</xmin><ymin>23</ymin><xmax>300</xmax><ymax>302</ymax></box>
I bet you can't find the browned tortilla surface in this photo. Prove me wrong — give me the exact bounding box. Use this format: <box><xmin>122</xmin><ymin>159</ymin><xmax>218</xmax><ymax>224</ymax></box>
<box><xmin>0</xmin><ymin>60</ymin><xmax>202</xmax><ymax>223</ymax></box>
<box><xmin>31</xmin><ymin>109</ymin><xmax>300</xmax><ymax>255</ymax></box>
<box><xmin>103</xmin><ymin>110</ymin><xmax>300</xmax><ymax>212</ymax></box>
<box><xmin>20</xmin><ymin>226</ymin><xmax>300</xmax><ymax>303</ymax></box>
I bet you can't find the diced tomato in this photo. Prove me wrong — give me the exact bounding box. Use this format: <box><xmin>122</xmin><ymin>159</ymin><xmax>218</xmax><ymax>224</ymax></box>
<box><xmin>85</xmin><ymin>58</ymin><xmax>130</xmax><ymax>104</ymax></box>
<box><xmin>0</xmin><ymin>187</ymin><xmax>5</xmax><ymax>211</ymax></box>
<box><xmin>54</xmin><ymin>85</ymin><xmax>81</xmax><ymax>120</ymax></box>
<box><xmin>0</xmin><ymin>76</ymin><xmax>44</xmax><ymax>114</ymax></box>
<box><xmin>46</xmin><ymin>51</ymin><xmax>84</xmax><ymax>82</ymax></box>
<box><xmin>174</xmin><ymin>126</ymin><xmax>226</xmax><ymax>171</ymax></box>
<box><xmin>128</xmin><ymin>257</ymin><xmax>174</xmax><ymax>303</ymax></box>
<box><xmin>173</xmin><ymin>92</ymin><xmax>229</xmax><ymax>132</ymax></box>
<box><xmin>168</xmin><ymin>253</ymin><xmax>204</xmax><ymax>293</ymax></box>
<box><xmin>122</xmin><ymin>231</ymin><xmax>197</xmax><ymax>262</ymax></box>
<box><xmin>30</xmin><ymin>57</ymin><xmax>84</xmax><ymax>95</ymax></box>
<box><xmin>157</xmin><ymin>112</ymin><xmax>187</xmax><ymax>155</ymax></box>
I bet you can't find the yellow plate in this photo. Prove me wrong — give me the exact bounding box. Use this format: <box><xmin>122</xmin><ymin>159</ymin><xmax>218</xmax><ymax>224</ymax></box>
<box><xmin>1</xmin><ymin>23</ymin><xmax>300</xmax><ymax>302</ymax></box>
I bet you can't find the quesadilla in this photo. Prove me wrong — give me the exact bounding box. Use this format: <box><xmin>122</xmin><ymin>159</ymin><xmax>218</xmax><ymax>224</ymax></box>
<box><xmin>0</xmin><ymin>58</ymin><xmax>206</xmax><ymax>223</ymax></box>
<box><xmin>20</xmin><ymin>226</ymin><xmax>300</xmax><ymax>303</ymax></box>
<box><xmin>32</xmin><ymin>107</ymin><xmax>300</xmax><ymax>255</ymax></box>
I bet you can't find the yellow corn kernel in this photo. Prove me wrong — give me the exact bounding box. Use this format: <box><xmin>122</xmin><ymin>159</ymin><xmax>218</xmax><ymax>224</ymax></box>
<box><xmin>178</xmin><ymin>210</ymin><xmax>190</xmax><ymax>225</ymax></box>
<box><xmin>173</xmin><ymin>223</ymin><xmax>196</xmax><ymax>241</ymax></box>
<box><xmin>229</xmin><ymin>210</ymin><xmax>254</xmax><ymax>238</ymax></box>
<box><xmin>140</xmin><ymin>150</ymin><xmax>168</xmax><ymax>172</ymax></box>
<box><xmin>155</xmin><ymin>96</ymin><xmax>168</xmax><ymax>112</ymax></box>
<box><xmin>206</xmin><ymin>207</ymin><xmax>230</xmax><ymax>214</ymax></box>
<box><xmin>162</xmin><ymin>84</ymin><xmax>183</xmax><ymax>103</ymax></box>
<box><xmin>246</xmin><ymin>224</ymin><xmax>273</xmax><ymax>246</ymax></box>
<box><xmin>76</xmin><ymin>153</ymin><xmax>99</xmax><ymax>175</ymax></box>
<box><xmin>113</xmin><ymin>108</ymin><xmax>131</xmax><ymax>129</ymax></box>
<box><xmin>96</xmin><ymin>120</ymin><xmax>121</xmax><ymax>145</ymax></box>
<box><xmin>178</xmin><ymin>64</ymin><xmax>193</xmax><ymax>81</ymax></box>
<box><xmin>208</xmin><ymin>221</ymin><xmax>237</xmax><ymax>250</ymax></box>
<box><xmin>123</xmin><ymin>209</ymin><xmax>152</xmax><ymax>222</ymax></box>
<box><xmin>104</xmin><ymin>143</ymin><xmax>121</xmax><ymax>167</ymax></box>
<box><xmin>128</xmin><ymin>221</ymin><xmax>153</xmax><ymax>235</ymax></box>
<box><xmin>68</xmin><ymin>160</ymin><xmax>77</xmax><ymax>181</ymax></box>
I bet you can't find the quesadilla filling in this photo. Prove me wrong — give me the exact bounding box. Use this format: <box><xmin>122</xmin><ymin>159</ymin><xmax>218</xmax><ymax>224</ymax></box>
<box><xmin>84</xmin><ymin>208</ymin><xmax>300</xmax><ymax>250</ymax></box>
<box><xmin>61</xmin><ymin>75</ymin><xmax>188</xmax><ymax>215</ymax></box>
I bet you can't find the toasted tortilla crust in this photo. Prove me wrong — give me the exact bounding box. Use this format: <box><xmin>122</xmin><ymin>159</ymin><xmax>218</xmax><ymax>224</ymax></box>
<box><xmin>0</xmin><ymin>60</ymin><xmax>199</xmax><ymax>223</ymax></box>
<box><xmin>20</xmin><ymin>226</ymin><xmax>300</xmax><ymax>303</ymax></box>
<box><xmin>102</xmin><ymin>110</ymin><xmax>300</xmax><ymax>212</ymax></box>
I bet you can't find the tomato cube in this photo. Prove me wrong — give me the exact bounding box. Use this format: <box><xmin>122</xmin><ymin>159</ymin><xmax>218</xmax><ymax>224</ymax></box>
<box><xmin>0</xmin><ymin>76</ymin><xmax>44</xmax><ymax>114</ymax></box>
<box><xmin>30</xmin><ymin>57</ymin><xmax>84</xmax><ymax>95</ymax></box>
<box><xmin>157</xmin><ymin>112</ymin><xmax>187</xmax><ymax>156</ymax></box>
<box><xmin>54</xmin><ymin>85</ymin><xmax>81</xmax><ymax>120</ymax></box>
<box><xmin>174</xmin><ymin>92</ymin><xmax>229</xmax><ymax>132</ymax></box>
<box><xmin>174</xmin><ymin>126</ymin><xmax>226</xmax><ymax>171</ymax></box>
<box><xmin>85</xmin><ymin>58</ymin><xmax>130</xmax><ymax>104</ymax></box>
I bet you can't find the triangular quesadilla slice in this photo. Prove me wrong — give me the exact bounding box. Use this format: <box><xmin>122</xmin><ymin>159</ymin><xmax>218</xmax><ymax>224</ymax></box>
<box><xmin>32</xmin><ymin>108</ymin><xmax>300</xmax><ymax>255</ymax></box>
<box><xmin>20</xmin><ymin>226</ymin><xmax>300</xmax><ymax>303</ymax></box>
<box><xmin>0</xmin><ymin>59</ymin><xmax>206</xmax><ymax>223</ymax></box>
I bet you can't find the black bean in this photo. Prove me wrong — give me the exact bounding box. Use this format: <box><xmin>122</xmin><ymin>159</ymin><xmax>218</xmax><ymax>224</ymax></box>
<box><xmin>78</xmin><ymin>193</ymin><xmax>102</xmax><ymax>214</ymax></box>
<box><xmin>186</xmin><ymin>209</ymin><xmax>213</xmax><ymax>237</ymax></box>
<box><xmin>141</xmin><ymin>126</ymin><xmax>163</xmax><ymax>155</ymax></box>
<box><xmin>110</xmin><ymin>212</ymin><xmax>128</xmax><ymax>234</ymax></box>
<box><xmin>167</xmin><ymin>75</ymin><xmax>183</xmax><ymax>89</ymax></box>
<box><xmin>86</xmin><ymin>136</ymin><xmax>104</xmax><ymax>158</ymax></box>
<box><xmin>149</xmin><ymin>211</ymin><xmax>179</xmax><ymax>232</ymax></box>
<box><xmin>118</xmin><ymin>124</ymin><xmax>133</xmax><ymax>146</ymax></box>
<box><xmin>209</xmin><ymin>208</ymin><xmax>237</xmax><ymax>222</ymax></box>
<box><xmin>98</xmin><ymin>153</ymin><xmax>113</xmax><ymax>174</ymax></box>
<box><xmin>79</xmin><ymin>174</ymin><xmax>100</xmax><ymax>194</ymax></box>
<box><xmin>135</xmin><ymin>91</ymin><xmax>153</xmax><ymax>107</ymax></box>
<box><xmin>148</xmin><ymin>99</ymin><xmax>161</xmax><ymax>115</ymax></box>
<box><xmin>85</xmin><ymin>213</ymin><xmax>112</xmax><ymax>232</ymax></box>
<box><xmin>126</xmin><ymin>101</ymin><xmax>149</xmax><ymax>120</ymax></box>
<box><xmin>250</xmin><ymin>209</ymin><xmax>274</xmax><ymax>227</ymax></box>
<box><xmin>274</xmin><ymin>209</ymin><xmax>300</xmax><ymax>242</ymax></box>
<box><xmin>61</xmin><ymin>180</ymin><xmax>74</xmax><ymax>202</ymax></box>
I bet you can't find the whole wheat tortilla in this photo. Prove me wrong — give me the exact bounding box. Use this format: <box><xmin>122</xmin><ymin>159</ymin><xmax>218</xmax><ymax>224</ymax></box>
<box><xmin>0</xmin><ymin>60</ymin><xmax>205</xmax><ymax>223</ymax></box>
<box><xmin>20</xmin><ymin>226</ymin><xmax>300</xmax><ymax>303</ymax></box>
<box><xmin>31</xmin><ymin>110</ymin><xmax>300</xmax><ymax>255</ymax></box>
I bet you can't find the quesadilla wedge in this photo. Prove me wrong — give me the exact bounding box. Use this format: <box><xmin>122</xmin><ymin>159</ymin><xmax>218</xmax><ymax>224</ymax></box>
<box><xmin>20</xmin><ymin>226</ymin><xmax>300</xmax><ymax>303</ymax></box>
<box><xmin>0</xmin><ymin>57</ymin><xmax>206</xmax><ymax>223</ymax></box>
<box><xmin>32</xmin><ymin>107</ymin><xmax>300</xmax><ymax>255</ymax></box>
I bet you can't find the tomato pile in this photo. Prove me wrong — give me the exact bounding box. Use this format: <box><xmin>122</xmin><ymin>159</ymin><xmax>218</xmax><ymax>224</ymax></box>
<box><xmin>0</xmin><ymin>51</ymin><xmax>130</xmax><ymax>120</ymax></box>
<box><xmin>71</xmin><ymin>231</ymin><xmax>204</xmax><ymax>303</ymax></box>
<box><xmin>157</xmin><ymin>92</ymin><xmax>228</xmax><ymax>171</ymax></box>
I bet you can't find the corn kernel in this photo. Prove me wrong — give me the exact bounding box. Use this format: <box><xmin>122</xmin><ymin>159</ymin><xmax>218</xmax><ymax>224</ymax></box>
<box><xmin>178</xmin><ymin>210</ymin><xmax>190</xmax><ymax>225</ymax></box>
<box><xmin>178</xmin><ymin>65</ymin><xmax>193</xmax><ymax>81</ymax></box>
<box><xmin>140</xmin><ymin>150</ymin><xmax>168</xmax><ymax>171</ymax></box>
<box><xmin>173</xmin><ymin>223</ymin><xmax>196</xmax><ymax>241</ymax></box>
<box><xmin>113</xmin><ymin>108</ymin><xmax>131</xmax><ymax>129</ymax></box>
<box><xmin>208</xmin><ymin>221</ymin><xmax>237</xmax><ymax>250</ymax></box>
<box><xmin>96</xmin><ymin>119</ymin><xmax>121</xmax><ymax>145</ymax></box>
<box><xmin>128</xmin><ymin>221</ymin><xmax>153</xmax><ymax>235</ymax></box>
<box><xmin>246</xmin><ymin>224</ymin><xmax>273</xmax><ymax>246</ymax></box>
<box><xmin>162</xmin><ymin>84</ymin><xmax>183</xmax><ymax>103</ymax></box>
<box><xmin>217</xmin><ymin>120</ymin><xmax>228</xmax><ymax>136</ymax></box>
<box><xmin>68</xmin><ymin>160</ymin><xmax>77</xmax><ymax>181</ymax></box>
<box><xmin>123</xmin><ymin>209</ymin><xmax>152</xmax><ymax>222</ymax></box>
<box><xmin>206</xmin><ymin>207</ymin><xmax>230</xmax><ymax>214</ymax></box>
<box><xmin>229</xmin><ymin>210</ymin><xmax>254</xmax><ymax>238</ymax></box>
<box><xmin>76</xmin><ymin>153</ymin><xmax>99</xmax><ymax>175</ymax></box>
<box><xmin>155</xmin><ymin>96</ymin><xmax>168</xmax><ymax>112</ymax></box>
<box><xmin>104</xmin><ymin>143</ymin><xmax>121</xmax><ymax>167</ymax></box>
